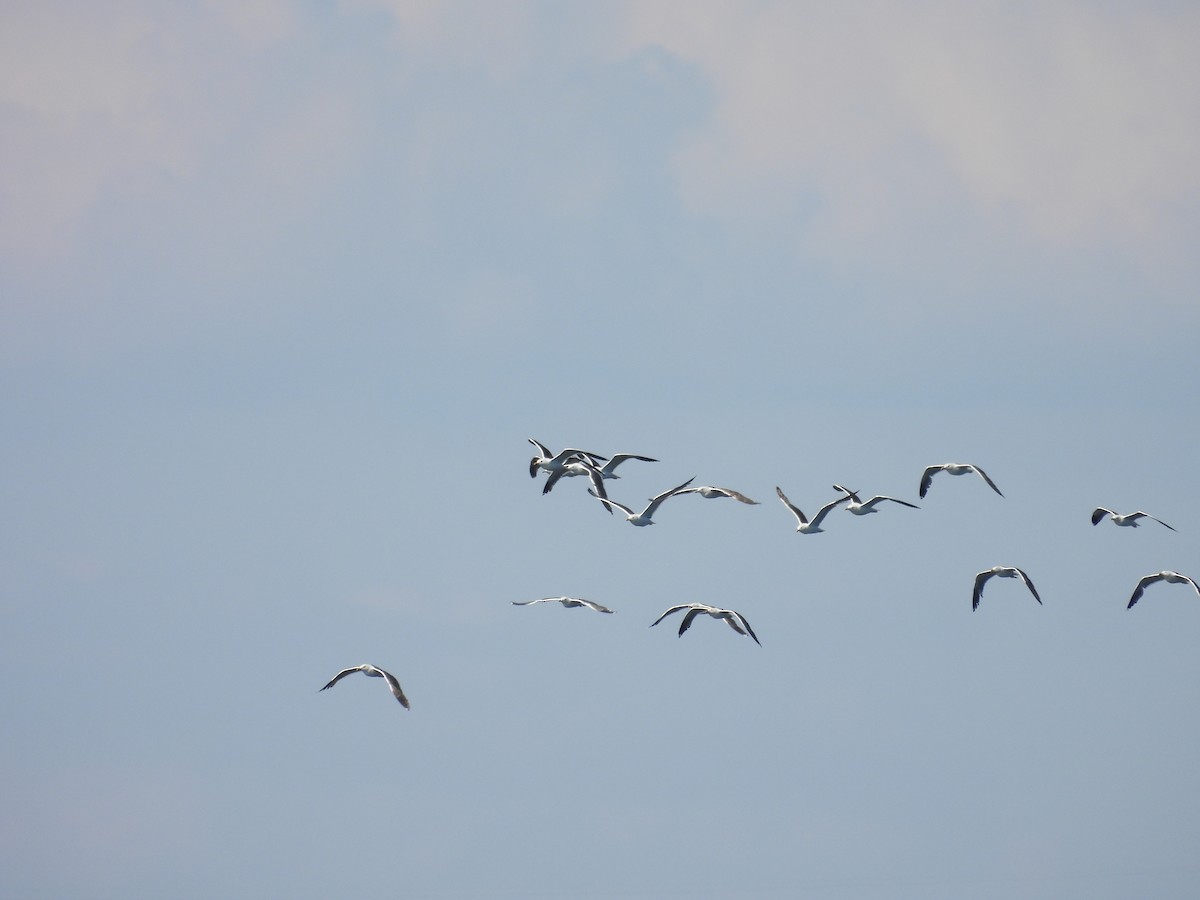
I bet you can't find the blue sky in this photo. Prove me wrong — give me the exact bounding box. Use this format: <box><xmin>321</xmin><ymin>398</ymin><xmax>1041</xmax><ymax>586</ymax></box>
<box><xmin>3</xmin><ymin>2</ymin><xmax>1199</xmax><ymax>898</ymax></box>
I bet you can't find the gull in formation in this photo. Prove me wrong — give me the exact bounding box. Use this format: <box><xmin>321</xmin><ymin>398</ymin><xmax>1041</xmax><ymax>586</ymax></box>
<box><xmin>832</xmin><ymin>484</ymin><xmax>920</xmax><ymax>516</ymax></box>
<box><xmin>512</xmin><ymin>596</ymin><xmax>615</xmax><ymax>614</ymax></box>
<box><xmin>1127</xmin><ymin>571</ymin><xmax>1200</xmax><ymax>608</ymax></box>
<box><xmin>918</xmin><ymin>463</ymin><xmax>1004</xmax><ymax>499</ymax></box>
<box><xmin>527</xmin><ymin>438</ymin><xmax>606</xmax><ymax>479</ymax></box>
<box><xmin>319</xmin><ymin>664</ymin><xmax>410</xmax><ymax>709</ymax></box>
<box><xmin>676</xmin><ymin>485</ymin><xmax>760</xmax><ymax>504</ymax></box>
<box><xmin>589</xmin><ymin>476</ymin><xmax>695</xmax><ymax>526</ymax></box>
<box><xmin>972</xmin><ymin>566</ymin><xmax>1042</xmax><ymax>611</ymax></box>
<box><xmin>650</xmin><ymin>603</ymin><xmax>761</xmax><ymax>645</ymax></box>
<box><xmin>775</xmin><ymin>486</ymin><xmax>849</xmax><ymax>533</ymax></box>
<box><xmin>1091</xmin><ymin>508</ymin><xmax>1176</xmax><ymax>531</ymax></box>
<box><xmin>584</xmin><ymin>453</ymin><xmax>659</xmax><ymax>480</ymax></box>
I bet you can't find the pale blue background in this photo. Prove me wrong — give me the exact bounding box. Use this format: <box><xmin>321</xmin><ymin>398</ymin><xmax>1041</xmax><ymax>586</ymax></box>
<box><xmin>3</xmin><ymin>3</ymin><xmax>1199</xmax><ymax>898</ymax></box>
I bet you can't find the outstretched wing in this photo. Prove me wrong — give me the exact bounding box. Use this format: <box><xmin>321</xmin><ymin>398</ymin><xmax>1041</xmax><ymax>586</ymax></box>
<box><xmin>650</xmin><ymin>604</ymin><xmax>693</xmax><ymax>628</ymax></box>
<box><xmin>379</xmin><ymin>668</ymin><xmax>410</xmax><ymax>709</ymax></box>
<box><xmin>1132</xmin><ymin>511</ymin><xmax>1176</xmax><ymax>531</ymax></box>
<box><xmin>919</xmin><ymin>465</ymin><xmax>941</xmax><ymax>499</ymax></box>
<box><xmin>319</xmin><ymin>666</ymin><xmax>364</xmax><ymax>692</ymax></box>
<box><xmin>971</xmin><ymin>465</ymin><xmax>1004</xmax><ymax>497</ymax></box>
<box><xmin>774</xmin><ymin>486</ymin><xmax>806</xmax><ymax>525</ymax></box>
<box><xmin>1091</xmin><ymin>507</ymin><xmax>1113</xmax><ymax>525</ymax></box>
<box><xmin>1127</xmin><ymin>573</ymin><xmax>1164</xmax><ymax>608</ymax></box>
<box><xmin>809</xmin><ymin>495</ymin><xmax>851</xmax><ymax>527</ymax></box>
<box><xmin>972</xmin><ymin>571</ymin><xmax>992</xmax><ymax>611</ymax></box>
<box><xmin>1014</xmin><ymin>568</ymin><xmax>1042</xmax><ymax>604</ymax></box>
<box><xmin>644</xmin><ymin>476</ymin><xmax>696</xmax><ymax>517</ymax></box>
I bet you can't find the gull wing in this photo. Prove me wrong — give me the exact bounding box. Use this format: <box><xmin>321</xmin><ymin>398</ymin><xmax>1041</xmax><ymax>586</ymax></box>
<box><xmin>1091</xmin><ymin>507</ymin><xmax>1113</xmax><ymax>525</ymax></box>
<box><xmin>319</xmin><ymin>665</ymin><xmax>366</xmax><ymax>692</ymax></box>
<box><xmin>600</xmin><ymin>453</ymin><xmax>658</xmax><ymax>476</ymax></box>
<box><xmin>809</xmin><ymin>495</ymin><xmax>852</xmax><ymax>527</ymax></box>
<box><xmin>379</xmin><ymin>668</ymin><xmax>410</xmax><ymax>709</ymax></box>
<box><xmin>971</xmin><ymin>465</ymin><xmax>1004</xmax><ymax>497</ymax></box>
<box><xmin>918</xmin><ymin>465</ymin><xmax>941</xmax><ymax>499</ymax></box>
<box><xmin>861</xmin><ymin>495</ymin><xmax>919</xmax><ymax>511</ymax></box>
<box><xmin>775</xmin><ymin>486</ymin><xmax>807</xmax><ymax>525</ymax></box>
<box><xmin>1131</xmin><ymin>511</ymin><xmax>1176</xmax><ymax>531</ymax></box>
<box><xmin>971</xmin><ymin>570</ymin><xmax>993</xmax><ymax>611</ymax></box>
<box><xmin>1128</xmin><ymin>572</ymin><xmax>1165</xmax><ymax>608</ymax></box>
<box><xmin>650</xmin><ymin>604</ymin><xmax>694</xmax><ymax>628</ymax></box>
<box><xmin>1014</xmin><ymin>567</ymin><xmax>1042</xmax><ymax>604</ymax></box>
<box><xmin>578</xmin><ymin>598</ymin><xmax>615</xmax><ymax>614</ymax></box>
<box><xmin>643</xmin><ymin>476</ymin><xmax>696</xmax><ymax>517</ymax></box>
<box><xmin>677</xmin><ymin>606</ymin><xmax>704</xmax><ymax>637</ymax></box>
<box><xmin>730</xmin><ymin>610</ymin><xmax>761</xmax><ymax>645</ymax></box>
<box><xmin>588</xmin><ymin>489</ymin><xmax>633</xmax><ymax>517</ymax></box>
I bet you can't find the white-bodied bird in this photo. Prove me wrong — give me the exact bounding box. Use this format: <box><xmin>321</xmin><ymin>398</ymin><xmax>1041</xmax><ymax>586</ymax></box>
<box><xmin>775</xmin><ymin>486</ymin><xmax>850</xmax><ymax>533</ymax></box>
<box><xmin>512</xmin><ymin>596</ymin><xmax>614</xmax><ymax>614</ymax></box>
<box><xmin>1127</xmin><ymin>571</ymin><xmax>1200</xmax><ymax>608</ymax></box>
<box><xmin>650</xmin><ymin>603</ymin><xmax>761</xmax><ymax>645</ymax></box>
<box><xmin>972</xmin><ymin>566</ymin><xmax>1042</xmax><ymax>611</ymax></box>
<box><xmin>1091</xmin><ymin>508</ymin><xmax>1176</xmax><ymax>531</ymax></box>
<box><xmin>319</xmin><ymin>664</ymin><xmax>409</xmax><ymax>709</ymax></box>
<box><xmin>589</xmin><ymin>477</ymin><xmax>695</xmax><ymax>526</ymax></box>
<box><xmin>919</xmin><ymin>463</ymin><xmax>1004</xmax><ymax>499</ymax></box>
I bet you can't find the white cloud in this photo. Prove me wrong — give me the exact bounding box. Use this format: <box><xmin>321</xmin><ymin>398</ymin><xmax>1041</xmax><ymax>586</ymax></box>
<box><xmin>617</xmin><ymin>2</ymin><xmax>1200</xmax><ymax>281</ymax></box>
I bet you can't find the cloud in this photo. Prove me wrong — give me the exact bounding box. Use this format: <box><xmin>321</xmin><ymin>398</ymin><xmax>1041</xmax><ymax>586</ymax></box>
<box><xmin>617</xmin><ymin>2</ymin><xmax>1200</xmax><ymax>284</ymax></box>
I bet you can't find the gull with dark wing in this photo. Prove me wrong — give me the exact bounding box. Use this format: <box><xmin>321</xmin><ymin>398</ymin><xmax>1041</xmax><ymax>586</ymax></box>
<box><xmin>650</xmin><ymin>603</ymin><xmax>761</xmax><ymax>645</ymax></box>
<box><xmin>972</xmin><ymin>566</ymin><xmax>1042</xmax><ymax>611</ymax></box>
<box><xmin>832</xmin><ymin>484</ymin><xmax>920</xmax><ymax>516</ymax></box>
<box><xmin>319</xmin><ymin>664</ymin><xmax>409</xmax><ymax>709</ymax></box>
<box><xmin>775</xmin><ymin>486</ymin><xmax>849</xmax><ymax>533</ymax></box>
<box><xmin>589</xmin><ymin>453</ymin><xmax>659</xmax><ymax>480</ymax></box>
<box><xmin>1091</xmin><ymin>508</ymin><xmax>1176</xmax><ymax>531</ymax></box>
<box><xmin>919</xmin><ymin>463</ymin><xmax>1004</xmax><ymax>499</ymax></box>
<box><xmin>677</xmin><ymin>485</ymin><xmax>760</xmax><ymax>504</ymax></box>
<box><xmin>527</xmin><ymin>438</ymin><xmax>606</xmax><ymax>479</ymax></box>
<box><xmin>589</xmin><ymin>476</ymin><xmax>695</xmax><ymax>526</ymax></box>
<box><xmin>1127</xmin><ymin>571</ymin><xmax>1200</xmax><ymax>608</ymax></box>
<box><xmin>512</xmin><ymin>596</ymin><xmax>614</xmax><ymax>614</ymax></box>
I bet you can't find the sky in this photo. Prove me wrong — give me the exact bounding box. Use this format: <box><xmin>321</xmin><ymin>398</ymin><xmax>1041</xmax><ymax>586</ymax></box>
<box><xmin>3</xmin><ymin>1</ymin><xmax>1200</xmax><ymax>897</ymax></box>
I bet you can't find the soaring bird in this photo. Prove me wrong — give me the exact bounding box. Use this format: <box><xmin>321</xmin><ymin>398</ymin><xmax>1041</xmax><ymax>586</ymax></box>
<box><xmin>527</xmin><ymin>438</ymin><xmax>606</xmax><ymax>479</ymax></box>
<box><xmin>832</xmin><ymin>484</ymin><xmax>920</xmax><ymax>515</ymax></box>
<box><xmin>319</xmin><ymin>664</ymin><xmax>409</xmax><ymax>709</ymax></box>
<box><xmin>650</xmin><ymin>603</ymin><xmax>760</xmax><ymax>645</ymax></box>
<box><xmin>512</xmin><ymin>596</ymin><xmax>614</xmax><ymax>614</ymax></box>
<box><xmin>971</xmin><ymin>566</ymin><xmax>1042</xmax><ymax>611</ymax></box>
<box><xmin>1091</xmin><ymin>508</ymin><xmax>1176</xmax><ymax>531</ymax></box>
<box><xmin>919</xmin><ymin>463</ymin><xmax>1004</xmax><ymax>499</ymax></box>
<box><xmin>774</xmin><ymin>486</ymin><xmax>849</xmax><ymax>533</ymax></box>
<box><xmin>676</xmin><ymin>485</ymin><xmax>760</xmax><ymax>504</ymax></box>
<box><xmin>588</xmin><ymin>477</ymin><xmax>695</xmax><ymax>526</ymax></box>
<box><xmin>1127</xmin><ymin>571</ymin><xmax>1200</xmax><ymax>608</ymax></box>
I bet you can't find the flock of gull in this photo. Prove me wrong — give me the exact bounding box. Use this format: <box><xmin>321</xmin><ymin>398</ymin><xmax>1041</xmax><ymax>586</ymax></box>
<box><xmin>320</xmin><ymin>438</ymin><xmax>1198</xmax><ymax>710</ymax></box>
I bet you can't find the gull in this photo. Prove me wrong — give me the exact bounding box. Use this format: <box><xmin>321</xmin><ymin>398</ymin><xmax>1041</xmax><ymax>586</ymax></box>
<box><xmin>527</xmin><ymin>438</ymin><xmax>606</xmax><ymax>479</ymax></box>
<box><xmin>1127</xmin><ymin>571</ymin><xmax>1200</xmax><ymax>608</ymax></box>
<box><xmin>319</xmin><ymin>664</ymin><xmax>409</xmax><ymax>709</ymax></box>
<box><xmin>512</xmin><ymin>596</ymin><xmax>614</xmax><ymax>614</ymax></box>
<box><xmin>919</xmin><ymin>463</ymin><xmax>1004</xmax><ymax>499</ymax></box>
<box><xmin>589</xmin><ymin>476</ymin><xmax>695</xmax><ymax>526</ymax></box>
<box><xmin>541</xmin><ymin>457</ymin><xmax>611</xmax><ymax>509</ymax></box>
<box><xmin>1091</xmin><ymin>508</ymin><xmax>1176</xmax><ymax>531</ymax></box>
<box><xmin>832</xmin><ymin>484</ymin><xmax>920</xmax><ymax>515</ymax></box>
<box><xmin>677</xmin><ymin>485</ymin><xmax>760</xmax><ymax>504</ymax></box>
<box><xmin>774</xmin><ymin>486</ymin><xmax>849</xmax><ymax>533</ymax></box>
<box><xmin>972</xmin><ymin>566</ymin><xmax>1042</xmax><ymax>611</ymax></box>
<box><xmin>650</xmin><ymin>603</ymin><xmax>760</xmax><ymax>645</ymax></box>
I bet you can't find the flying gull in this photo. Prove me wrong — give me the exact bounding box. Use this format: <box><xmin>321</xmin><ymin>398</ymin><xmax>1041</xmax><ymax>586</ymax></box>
<box><xmin>512</xmin><ymin>596</ymin><xmax>615</xmax><ymax>614</ymax></box>
<box><xmin>832</xmin><ymin>484</ymin><xmax>920</xmax><ymax>516</ymax></box>
<box><xmin>528</xmin><ymin>438</ymin><xmax>606</xmax><ymax>479</ymax></box>
<box><xmin>540</xmin><ymin>457</ymin><xmax>611</xmax><ymax>509</ymax></box>
<box><xmin>1127</xmin><ymin>571</ymin><xmax>1200</xmax><ymax>608</ymax></box>
<box><xmin>319</xmin><ymin>664</ymin><xmax>409</xmax><ymax>709</ymax></box>
<box><xmin>919</xmin><ymin>463</ymin><xmax>1004</xmax><ymax>499</ymax></box>
<box><xmin>972</xmin><ymin>566</ymin><xmax>1042</xmax><ymax>611</ymax></box>
<box><xmin>1091</xmin><ymin>508</ymin><xmax>1176</xmax><ymax>531</ymax></box>
<box><xmin>677</xmin><ymin>485</ymin><xmax>760</xmax><ymax>504</ymax></box>
<box><xmin>775</xmin><ymin>486</ymin><xmax>849</xmax><ymax>533</ymax></box>
<box><xmin>650</xmin><ymin>603</ymin><xmax>761</xmax><ymax>645</ymax></box>
<box><xmin>589</xmin><ymin>476</ymin><xmax>695</xmax><ymax>526</ymax></box>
